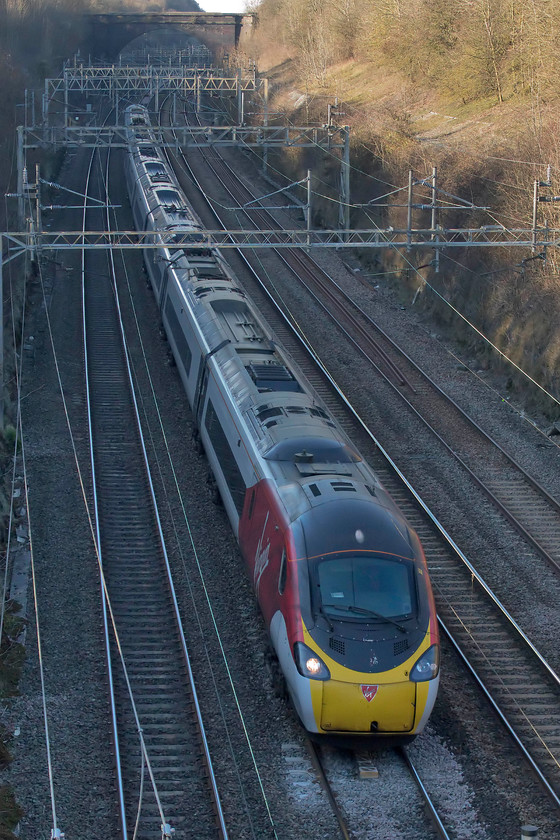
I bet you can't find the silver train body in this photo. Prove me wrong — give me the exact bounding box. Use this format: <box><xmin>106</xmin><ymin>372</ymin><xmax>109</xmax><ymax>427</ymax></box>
<box><xmin>123</xmin><ymin>105</ymin><xmax>440</xmax><ymax>743</ymax></box>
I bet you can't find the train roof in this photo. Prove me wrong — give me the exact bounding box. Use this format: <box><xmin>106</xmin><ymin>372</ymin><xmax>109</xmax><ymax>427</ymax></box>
<box><xmin>125</xmin><ymin>108</ymin><xmax>381</xmax><ymax>507</ymax></box>
<box><xmin>189</xmin><ymin>287</ymin><xmax>346</xmax><ymax>455</ymax></box>
<box><xmin>296</xmin><ymin>496</ymin><xmax>416</xmax><ymax>561</ymax></box>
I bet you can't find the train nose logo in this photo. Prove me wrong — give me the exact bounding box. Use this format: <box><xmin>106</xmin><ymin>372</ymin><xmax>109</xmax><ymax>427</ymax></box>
<box><xmin>361</xmin><ymin>685</ymin><xmax>378</xmax><ymax>702</ymax></box>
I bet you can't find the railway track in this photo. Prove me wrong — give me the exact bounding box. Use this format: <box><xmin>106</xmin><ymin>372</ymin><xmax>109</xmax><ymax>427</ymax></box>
<box><xmin>398</xmin><ymin>747</ymin><xmax>450</xmax><ymax>840</ymax></box>
<box><xmin>308</xmin><ymin>741</ymin><xmax>452</xmax><ymax>840</ymax></box>
<box><xmin>165</xmin><ymin>108</ymin><xmax>560</xmax><ymax>806</ymax></box>
<box><xmin>265</xmin><ymin>276</ymin><xmax>560</xmax><ymax>807</ymax></box>
<box><xmin>185</xmin><ymin>115</ymin><xmax>560</xmax><ymax>580</ymax></box>
<box><xmin>83</xmin><ymin>145</ymin><xmax>227</xmax><ymax>840</ymax></box>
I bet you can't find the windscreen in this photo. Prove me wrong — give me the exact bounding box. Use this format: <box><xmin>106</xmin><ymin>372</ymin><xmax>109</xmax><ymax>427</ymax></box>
<box><xmin>317</xmin><ymin>554</ymin><xmax>414</xmax><ymax>619</ymax></box>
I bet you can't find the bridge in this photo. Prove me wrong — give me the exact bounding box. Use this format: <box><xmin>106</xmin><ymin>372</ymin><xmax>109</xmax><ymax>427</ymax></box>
<box><xmin>85</xmin><ymin>11</ymin><xmax>257</xmax><ymax>60</ymax></box>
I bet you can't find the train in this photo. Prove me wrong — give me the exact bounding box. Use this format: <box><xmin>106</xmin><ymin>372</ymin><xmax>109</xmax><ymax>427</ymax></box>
<box><xmin>123</xmin><ymin>104</ymin><xmax>440</xmax><ymax>743</ymax></box>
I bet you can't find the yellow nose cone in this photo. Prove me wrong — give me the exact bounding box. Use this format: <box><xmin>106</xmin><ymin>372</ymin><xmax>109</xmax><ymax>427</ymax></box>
<box><xmin>320</xmin><ymin>680</ymin><xmax>416</xmax><ymax>732</ymax></box>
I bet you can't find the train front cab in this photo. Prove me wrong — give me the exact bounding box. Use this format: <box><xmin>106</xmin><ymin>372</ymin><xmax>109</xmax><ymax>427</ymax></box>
<box><xmin>265</xmin><ymin>494</ymin><xmax>440</xmax><ymax>742</ymax></box>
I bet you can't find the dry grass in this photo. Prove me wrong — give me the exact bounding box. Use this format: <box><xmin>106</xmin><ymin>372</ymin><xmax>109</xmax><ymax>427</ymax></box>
<box><xmin>243</xmin><ymin>24</ymin><xmax>560</xmax><ymax>416</ymax></box>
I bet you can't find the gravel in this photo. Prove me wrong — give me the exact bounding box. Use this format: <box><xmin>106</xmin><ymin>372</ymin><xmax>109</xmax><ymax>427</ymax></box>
<box><xmin>2</xmin><ymin>109</ymin><xmax>560</xmax><ymax>840</ymax></box>
<box><xmin>186</xmin><ymin>136</ymin><xmax>560</xmax><ymax>839</ymax></box>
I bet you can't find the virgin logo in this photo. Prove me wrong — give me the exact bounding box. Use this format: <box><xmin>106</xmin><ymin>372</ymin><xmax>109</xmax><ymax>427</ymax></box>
<box><xmin>361</xmin><ymin>685</ymin><xmax>378</xmax><ymax>702</ymax></box>
<box><xmin>254</xmin><ymin>511</ymin><xmax>271</xmax><ymax>592</ymax></box>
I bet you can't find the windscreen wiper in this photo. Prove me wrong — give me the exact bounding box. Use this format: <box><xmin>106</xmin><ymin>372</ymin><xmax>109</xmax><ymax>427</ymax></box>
<box><xmin>316</xmin><ymin>605</ymin><xmax>334</xmax><ymax>632</ymax></box>
<box><xmin>324</xmin><ymin>603</ymin><xmax>406</xmax><ymax>633</ymax></box>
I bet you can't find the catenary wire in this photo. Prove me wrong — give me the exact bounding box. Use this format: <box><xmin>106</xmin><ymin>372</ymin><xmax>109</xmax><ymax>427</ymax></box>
<box><xmin>102</xmin><ymin>108</ymin><xmax>281</xmax><ymax>839</ymax></box>
<box><xmin>0</xmin><ymin>249</ymin><xmax>27</xmax><ymax>658</ymax></box>
<box><xmin>20</xmin><ymin>405</ymin><xmax>62</xmax><ymax>837</ymax></box>
<box><xmin>18</xmin><ymin>112</ymin><xmax>170</xmax><ymax>835</ymax></box>
<box><xmin>186</xmin><ymin>95</ymin><xmax>560</xmax><ymax>412</ymax></box>
<box><xmin>20</xmin><ymin>212</ymin><xmax>62</xmax><ymax>837</ymax></box>
<box><xmin>361</xmin><ymin>206</ymin><xmax>560</xmax><ymax>408</ymax></box>
<box><xmin>90</xmin><ymin>144</ymin><xmax>169</xmax><ymax>832</ymax></box>
<box><xmin>7</xmin><ymin>172</ymin><xmax>65</xmax><ymax>837</ymax></box>
<box><xmin>183</xmin><ymin>96</ymin><xmax>560</xmax><ymax>415</ymax></box>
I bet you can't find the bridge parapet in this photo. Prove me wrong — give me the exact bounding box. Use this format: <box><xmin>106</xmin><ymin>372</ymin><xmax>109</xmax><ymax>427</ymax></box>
<box><xmin>84</xmin><ymin>11</ymin><xmax>256</xmax><ymax>59</ymax></box>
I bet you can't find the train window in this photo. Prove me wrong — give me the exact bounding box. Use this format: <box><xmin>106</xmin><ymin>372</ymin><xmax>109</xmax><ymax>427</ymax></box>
<box><xmin>248</xmin><ymin>490</ymin><xmax>256</xmax><ymax>519</ymax></box>
<box><xmin>164</xmin><ymin>297</ymin><xmax>192</xmax><ymax>374</ymax></box>
<box><xmin>278</xmin><ymin>550</ymin><xmax>287</xmax><ymax>595</ymax></box>
<box><xmin>204</xmin><ymin>401</ymin><xmax>246</xmax><ymax>515</ymax></box>
<box><xmin>317</xmin><ymin>555</ymin><xmax>414</xmax><ymax>620</ymax></box>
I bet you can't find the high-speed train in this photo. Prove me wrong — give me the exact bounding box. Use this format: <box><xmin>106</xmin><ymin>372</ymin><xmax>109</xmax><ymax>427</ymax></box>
<box><xmin>124</xmin><ymin>104</ymin><xmax>439</xmax><ymax>742</ymax></box>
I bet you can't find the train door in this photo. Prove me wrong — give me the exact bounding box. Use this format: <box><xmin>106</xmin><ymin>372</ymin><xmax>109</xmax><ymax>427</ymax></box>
<box><xmin>239</xmin><ymin>480</ymin><xmax>289</xmax><ymax>627</ymax></box>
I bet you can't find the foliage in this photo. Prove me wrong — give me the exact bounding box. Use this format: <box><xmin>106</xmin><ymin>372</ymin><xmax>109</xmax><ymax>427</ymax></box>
<box><xmin>1</xmin><ymin>428</ymin><xmax>19</xmax><ymax>451</ymax></box>
<box><xmin>255</xmin><ymin>0</ymin><xmax>560</xmax><ymax>108</ymax></box>
<box><xmin>250</xmin><ymin>0</ymin><xmax>560</xmax><ymax>409</ymax></box>
<box><xmin>0</xmin><ymin>603</ymin><xmax>26</xmax><ymax>699</ymax></box>
<box><xmin>0</xmin><ymin>786</ymin><xmax>24</xmax><ymax>840</ymax></box>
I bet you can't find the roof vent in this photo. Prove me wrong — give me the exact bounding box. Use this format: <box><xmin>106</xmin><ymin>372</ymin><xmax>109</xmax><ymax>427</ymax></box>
<box><xmin>192</xmin><ymin>265</ymin><xmax>225</xmax><ymax>280</ymax></box>
<box><xmin>310</xmin><ymin>407</ymin><xmax>329</xmax><ymax>419</ymax></box>
<box><xmin>246</xmin><ymin>363</ymin><xmax>303</xmax><ymax>393</ymax></box>
<box><xmin>331</xmin><ymin>481</ymin><xmax>356</xmax><ymax>492</ymax></box>
<box><xmin>138</xmin><ymin>145</ymin><xmax>159</xmax><ymax>158</ymax></box>
<box><xmin>256</xmin><ymin>407</ymin><xmax>283</xmax><ymax>421</ymax></box>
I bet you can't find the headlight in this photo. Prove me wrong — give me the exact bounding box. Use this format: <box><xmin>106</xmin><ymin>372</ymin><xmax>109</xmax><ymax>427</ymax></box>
<box><xmin>294</xmin><ymin>642</ymin><xmax>330</xmax><ymax>680</ymax></box>
<box><xmin>410</xmin><ymin>644</ymin><xmax>440</xmax><ymax>682</ymax></box>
